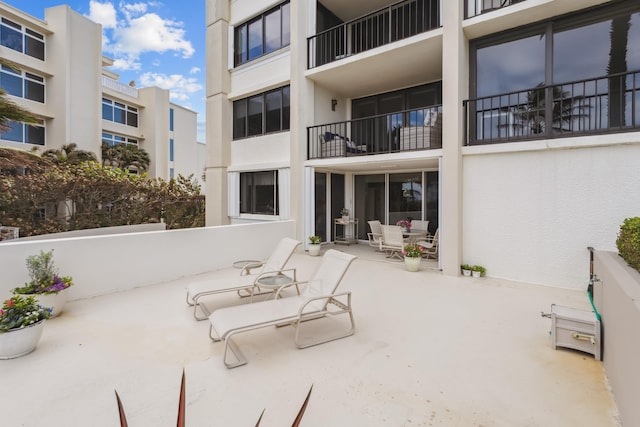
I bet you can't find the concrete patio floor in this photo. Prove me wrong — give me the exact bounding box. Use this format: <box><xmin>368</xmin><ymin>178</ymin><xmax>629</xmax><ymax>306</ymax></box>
<box><xmin>1</xmin><ymin>244</ymin><xmax>620</xmax><ymax>426</ymax></box>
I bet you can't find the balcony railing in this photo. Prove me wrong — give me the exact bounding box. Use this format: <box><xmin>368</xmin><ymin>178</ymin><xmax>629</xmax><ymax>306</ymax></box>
<box><xmin>465</xmin><ymin>0</ymin><xmax>527</xmax><ymax>19</ymax></box>
<box><xmin>308</xmin><ymin>106</ymin><xmax>442</xmax><ymax>159</ymax></box>
<box><xmin>101</xmin><ymin>75</ymin><xmax>138</xmax><ymax>98</ymax></box>
<box><xmin>463</xmin><ymin>70</ymin><xmax>640</xmax><ymax>146</ymax></box>
<box><xmin>307</xmin><ymin>0</ymin><xmax>441</xmax><ymax>69</ymax></box>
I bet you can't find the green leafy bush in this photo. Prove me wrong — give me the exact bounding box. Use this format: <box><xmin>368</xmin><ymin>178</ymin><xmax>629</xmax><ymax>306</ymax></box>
<box><xmin>616</xmin><ymin>217</ymin><xmax>640</xmax><ymax>272</ymax></box>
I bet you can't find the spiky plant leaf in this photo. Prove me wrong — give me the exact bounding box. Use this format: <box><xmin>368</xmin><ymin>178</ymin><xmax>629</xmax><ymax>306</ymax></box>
<box><xmin>115</xmin><ymin>390</ymin><xmax>129</xmax><ymax>427</ymax></box>
<box><xmin>292</xmin><ymin>385</ymin><xmax>313</xmax><ymax>427</ymax></box>
<box><xmin>176</xmin><ymin>369</ymin><xmax>186</xmax><ymax>427</ymax></box>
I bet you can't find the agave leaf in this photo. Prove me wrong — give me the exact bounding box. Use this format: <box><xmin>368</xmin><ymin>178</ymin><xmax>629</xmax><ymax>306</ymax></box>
<box><xmin>291</xmin><ymin>385</ymin><xmax>313</xmax><ymax>427</ymax></box>
<box><xmin>115</xmin><ymin>390</ymin><xmax>129</xmax><ymax>427</ymax></box>
<box><xmin>255</xmin><ymin>408</ymin><xmax>265</xmax><ymax>426</ymax></box>
<box><xmin>177</xmin><ymin>369</ymin><xmax>186</xmax><ymax>427</ymax></box>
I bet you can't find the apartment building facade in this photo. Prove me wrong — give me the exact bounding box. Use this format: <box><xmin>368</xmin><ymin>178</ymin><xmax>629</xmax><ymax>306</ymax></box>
<box><xmin>0</xmin><ymin>2</ymin><xmax>203</xmax><ymax>185</ymax></box>
<box><xmin>205</xmin><ymin>0</ymin><xmax>640</xmax><ymax>288</ymax></box>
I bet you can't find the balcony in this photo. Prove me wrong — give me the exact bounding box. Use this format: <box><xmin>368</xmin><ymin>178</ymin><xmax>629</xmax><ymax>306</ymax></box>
<box><xmin>308</xmin><ymin>106</ymin><xmax>442</xmax><ymax>160</ymax></box>
<box><xmin>308</xmin><ymin>0</ymin><xmax>441</xmax><ymax>69</ymax></box>
<box><xmin>465</xmin><ymin>0</ymin><xmax>527</xmax><ymax>19</ymax></box>
<box><xmin>464</xmin><ymin>70</ymin><xmax>640</xmax><ymax>146</ymax></box>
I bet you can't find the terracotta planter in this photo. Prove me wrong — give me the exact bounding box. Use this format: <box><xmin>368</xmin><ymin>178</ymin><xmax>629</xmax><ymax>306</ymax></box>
<box><xmin>24</xmin><ymin>289</ymin><xmax>68</xmax><ymax>317</ymax></box>
<box><xmin>404</xmin><ymin>256</ymin><xmax>421</xmax><ymax>272</ymax></box>
<box><xmin>0</xmin><ymin>320</ymin><xmax>46</xmax><ymax>359</ymax></box>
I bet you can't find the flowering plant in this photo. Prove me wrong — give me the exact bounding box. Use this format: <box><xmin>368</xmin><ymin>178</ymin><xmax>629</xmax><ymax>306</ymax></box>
<box><xmin>12</xmin><ymin>250</ymin><xmax>74</xmax><ymax>295</ymax></box>
<box><xmin>403</xmin><ymin>243</ymin><xmax>424</xmax><ymax>258</ymax></box>
<box><xmin>0</xmin><ymin>295</ymin><xmax>52</xmax><ymax>333</ymax></box>
<box><xmin>396</xmin><ymin>219</ymin><xmax>411</xmax><ymax>230</ymax></box>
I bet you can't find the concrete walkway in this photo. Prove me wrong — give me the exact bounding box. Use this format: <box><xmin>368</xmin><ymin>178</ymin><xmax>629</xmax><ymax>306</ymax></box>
<box><xmin>1</xmin><ymin>246</ymin><xmax>619</xmax><ymax>426</ymax></box>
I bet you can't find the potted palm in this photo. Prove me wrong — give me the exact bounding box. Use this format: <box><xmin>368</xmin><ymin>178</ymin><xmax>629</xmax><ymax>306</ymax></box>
<box><xmin>0</xmin><ymin>294</ymin><xmax>52</xmax><ymax>359</ymax></box>
<box><xmin>403</xmin><ymin>243</ymin><xmax>423</xmax><ymax>272</ymax></box>
<box><xmin>308</xmin><ymin>235</ymin><xmax>322</xmax><ymax>256</ymax></box>
<box><xmin>12</xmin><ymin>250</ymin><xmax>73</xmax><ymax>316</ymax></box>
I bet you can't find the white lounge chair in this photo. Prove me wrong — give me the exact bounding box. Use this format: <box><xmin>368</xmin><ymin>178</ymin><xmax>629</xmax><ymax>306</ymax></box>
<box><xmin>208</xmin><ymin>249</ymin><xmax>357</xmax><ymax>368</ymax></box>
<box><xmin>186</xmin><ymin>237</ymin><xmax>301</xmax><ymax>320</ymax></box>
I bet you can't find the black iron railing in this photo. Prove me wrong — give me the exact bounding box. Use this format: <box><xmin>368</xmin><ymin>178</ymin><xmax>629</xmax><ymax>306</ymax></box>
<box><xmin>308</xmin><ymin>0</ymin><xmax>440</xmax><ymax>69</ymax></box>
<box><xmin>308</xmin><ymin>106</ymin><xmax>442</xmax><ymax>159</ymax></box>
<box><xmin>463</xmin><ymin>70</ymin><xmax>640</xmax><ymax>145</ymax></box>
<box><xmin>465</xmin><ymin>0</ymin><xmax>527</xmax><ymax>19</ymax></box>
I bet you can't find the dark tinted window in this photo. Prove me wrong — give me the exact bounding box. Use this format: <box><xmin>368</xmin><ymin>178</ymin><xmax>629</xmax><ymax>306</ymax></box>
<box><xmin>234</xmin><ymin>2</ymin><xmax>290</xmax><ymax>66</ymax></box>
<box><xmin>265</xmin><ymin>89</ymin><xmax>282</xmax><ymax>133</ymax></box>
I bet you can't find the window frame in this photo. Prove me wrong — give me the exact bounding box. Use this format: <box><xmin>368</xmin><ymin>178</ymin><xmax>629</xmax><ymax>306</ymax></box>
<box><xmin>239</xmin><ymin>170</ymin><xmax>279</xmax><ymax>216</ymax></box>
<box><xmin>102</xmin><ymin>98</ymin><xmax>139</xmax><ymax>128</ymax></box>
<box><xmin>233</xmin><ymin>1</ymin><xmax>290</xmax><ymax>67</ymax></box>
<box><xmin>0</xmin><ymin>66</ymin><xmax>45</xmax><ymax>103</ymax></box>
<box><xmin>0</xmin><ymin>119</ymin><xmax>45</xmax><ymax>146</ymax></box>
<box><xmin>233</xmin><ymin>85</ymin><xmax>290</xmax><ymax>139</ymax></box>
<box><xmin>0</xmin><ymin>18</ymin><xmax>45</xmax><ymax>60</ymax></box>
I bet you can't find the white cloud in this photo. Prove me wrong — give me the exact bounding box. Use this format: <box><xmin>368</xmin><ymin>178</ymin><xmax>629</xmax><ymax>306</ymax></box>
<box><xmin>139</xmin><ymin>72</ymin><xmax>203</xmax><ymax>102</ymax></box>
<box><xmin>88</xmin><ymin>1</ymin><xmax>195</xmax><ymax>71</ymax></box>
<box><xmin>113</xmin><ymin>13</ymin><xmax>194</xmax><ymax>59</ymax></box>
<box><xmin>190</xmin><ymin>67</ymin><xmax>200</xmax><ymax>74</ymax></box>
<box><xmin>89</xmin><ymin>1</ymin><xmax>117</xmax><ymax>29</ymax></box>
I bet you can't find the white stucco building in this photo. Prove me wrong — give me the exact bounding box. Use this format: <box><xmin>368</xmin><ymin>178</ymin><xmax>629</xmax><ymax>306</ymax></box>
<box><xmin>0</xmin><ymin>2</ymin><xmax>204</xmax><ymax>186</ymax></box>
<box><xmin>205</xmin><ymin>0</ymin><xmax>640</xmax><ymax>289</ymax></box>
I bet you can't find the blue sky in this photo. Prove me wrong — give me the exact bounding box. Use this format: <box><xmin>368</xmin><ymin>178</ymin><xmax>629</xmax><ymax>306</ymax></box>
<box><xmin>4</xmin><ymin>0</ymin><xmax>206</xmax><ymax>141</ymax></box>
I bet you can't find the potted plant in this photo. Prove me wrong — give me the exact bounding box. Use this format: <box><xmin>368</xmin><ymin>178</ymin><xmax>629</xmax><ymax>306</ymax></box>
<box><xmin>12</xmin><ymin>250</ymin><xmax>73</xmax><ymax>317</ymax></box>
<box><xmin>0</xmin><ymin>294</ymin><xmax>52</xmax><ymax>359</ymax></box>
<box><xmin>461</xmin><ymin>264</ymin><xmax>472</xmax><ymax>276</ymax></box>
<box><xmin>308</xmin><ymin>235</ymin><xmax>322</xmax><ymax>256</ymax></box>
<box><xmin>471</xmin><ymin>265</ymin><xmax>486</xmax><ymax>278</ymax></box>
<box><xmin>403</xmin><ymin>243</ymin><xmax>423</xmax><ymax>272</ymax></box>
<box><xmin>340</xmin><ymin>208</ymin><xmax>349</xmax><ymax>221</ymax></box>
<box><xmin>396</xmin><ymin>219</ymin><xmax>412</xmax><ymax>233</ymax></box>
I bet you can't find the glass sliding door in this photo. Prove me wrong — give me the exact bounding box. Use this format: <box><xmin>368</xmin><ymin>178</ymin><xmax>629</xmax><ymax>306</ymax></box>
<box><xmin>354</xmin><ymin>171</ymin><xmax>439</xmax><ymax>240</ymax></box>
<box><xmin>314</xmin><ymin>172</ymin><xmax>327</xmax><ymax>241</ymax></box>
<box><xmin>388</xmin><ymin>172</ymin><xmax>422</xmax><ymax>226</ymax></box>
<box><xmin>355</xmin><ymin>174</ymin><xmax>385</xmax><ymax>240</ymax></box>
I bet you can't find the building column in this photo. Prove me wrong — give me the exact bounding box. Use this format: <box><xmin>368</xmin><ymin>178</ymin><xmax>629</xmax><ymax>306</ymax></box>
<box><xmin>440</xmin><ymin>0</ymin><xmax>468</xmax><ymax>276</ymax></box>
<box><xmin>289</xmin><ymin>0</ymin><xmax>314</xmax><ymax>240</ymax></box>
<box><xmin>205</xmin><ymin>0</ymin><xmax>231</xmax><ymax>226</ymax></box>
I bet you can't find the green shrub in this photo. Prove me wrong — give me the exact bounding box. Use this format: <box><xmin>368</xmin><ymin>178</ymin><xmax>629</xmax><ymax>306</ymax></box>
<box><xmin>616</xmin><ymin>217</ymin><xmax>640</xmax><ymax>272</ymax></box>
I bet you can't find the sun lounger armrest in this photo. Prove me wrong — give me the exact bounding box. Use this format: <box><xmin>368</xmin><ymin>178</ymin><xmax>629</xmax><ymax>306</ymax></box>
<box><xmin>296</xmin><ymin>290</ymin><xmax>353</xmax><ymax>317</ymax></box>
<box><xmin>241</xmin><ymin>261</ymin><xmax>265</xmax><ymax>275</ymax></box>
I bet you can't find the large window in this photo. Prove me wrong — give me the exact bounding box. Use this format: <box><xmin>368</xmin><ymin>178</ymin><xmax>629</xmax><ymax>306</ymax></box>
<box><xmin>0</xmin><ymin>66</ymin><xmax>45</xmax><ymax>103</ymax></box>
<box><xmin>234</xmin><ymin>2</ymin><xmax>290</xmax><ymax>66</ymax></box>
<box><xmin>471</xmin><ymin>2</ymin><xmax>640</xmax><ymax>140</ymax></box>
<box><xmin>233</xmin><ymin>86</ymin><xmax>290</xmax><ymax>139</ymax></box>
<box><xmin>0</xmin><ymin>18</ymin><xmax>45</xmax><ymax>60</ymax></box>
<box><xmin>1</xmin><ymin>120</ymin><xmax>45</xmax><ymax>146</ymax></box>
<box><xmin>102</xmin><ymin>133</ymin><xmax>138</xmax><ymax>146</ymax></box>
<box><xmin>240</xmin><ymin>170</ymin><xmax>279</xmax><ymax>215</ymax></box>
<box><xmin>102</xmin><ymin>98</ymin><xmax>139</xmax><ymax>127</ymax></box>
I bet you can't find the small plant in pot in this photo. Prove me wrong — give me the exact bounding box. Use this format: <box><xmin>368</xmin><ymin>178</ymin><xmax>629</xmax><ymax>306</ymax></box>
<box><xmin>403</xmin><ymin>243</ymin><xmax>423</xmax><ymax>272</ymax></box>
<box><xmin>0</xmin><ymin>294</ymin><xmax>52</xmax><ymax>359</ymax></box>
<box><xmin>471</xmin><ymin>265</ymin><xmax>486</xmax><ymax>278</ymax></box>
<box><xmin>308</xmin><ymin>235</ymin><xmax>322</xmax><ymax>256</ymax></box>
<box><xmin>12</xmin><ymin>250</ymin><xmax>73</xmax><ymax>316</ymax></box>
<box><xmin>461</xmin><ymin>264</ymin><xmax>472</xmax><ymax>276</ymax></box>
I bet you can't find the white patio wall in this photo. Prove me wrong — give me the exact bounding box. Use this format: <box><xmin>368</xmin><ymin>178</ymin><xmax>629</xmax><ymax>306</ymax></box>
<box><xmin>0</xmin><ymin>221</ymin><xmax>297</xmax><ymax>301</ymax></box>
<box><xmin>462</xmin><ymin>140</ymin><xmax>640</xmax><ymax>289</ymax></box>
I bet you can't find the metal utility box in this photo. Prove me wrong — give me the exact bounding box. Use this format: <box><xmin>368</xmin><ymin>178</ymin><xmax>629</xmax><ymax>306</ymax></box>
<box><xmin>550</xmin><ymin>304</ymin><xmax>601</xmax><ymax>360</ymax></box>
